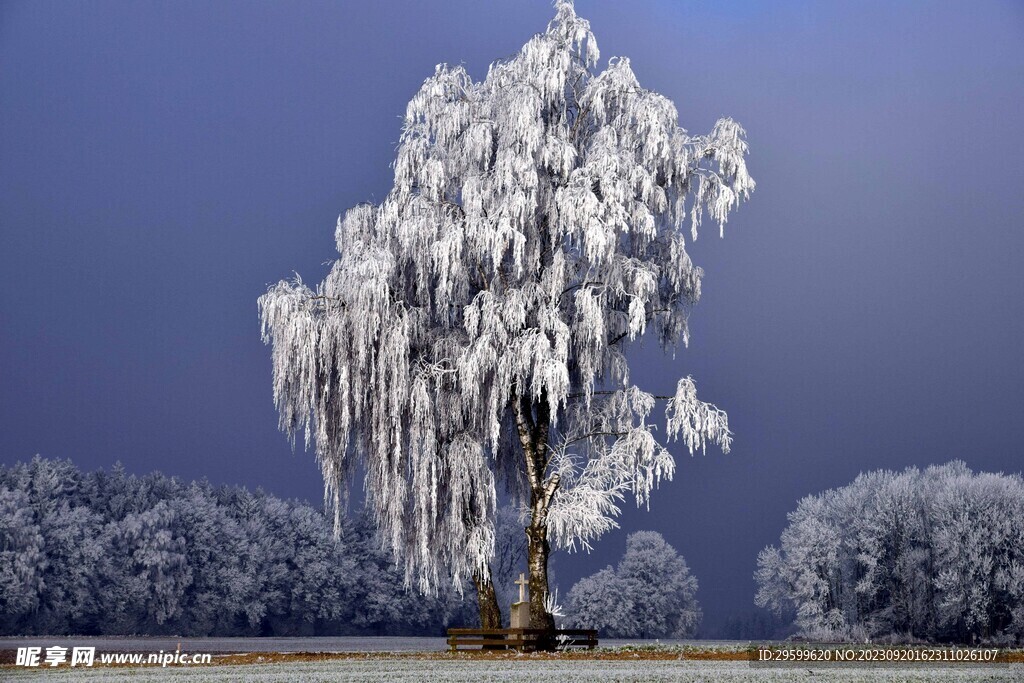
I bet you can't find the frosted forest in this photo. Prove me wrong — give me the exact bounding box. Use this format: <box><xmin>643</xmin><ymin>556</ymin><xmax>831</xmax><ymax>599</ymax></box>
<box><xmin>756</xmin><ymin>463</ymin><xmax>1024</xmax><ymax>645</ymax></box>
<box><xmin>0</xmin><ymin>457</ymin><xmax>472</xmax><ymax>637</ymax></box>
<box><xmin>5</xmin><ymin>457</ymin><xmax>1021</xmax><ymax>644</ymax></box>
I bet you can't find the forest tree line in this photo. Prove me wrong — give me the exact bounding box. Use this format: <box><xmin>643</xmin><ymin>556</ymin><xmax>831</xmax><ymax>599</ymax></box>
<box><xmin>0</xmin><ymin>456</ymin><xmax>473</xmax><ymax>636</ymax></box>
<box><xmin>5</xmin><ymin>456</ymin><xmax>1021</xmax><ymax>643</ymax></box>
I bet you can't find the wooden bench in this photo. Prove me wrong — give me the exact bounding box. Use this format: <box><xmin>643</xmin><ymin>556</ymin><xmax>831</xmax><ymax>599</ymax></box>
<box><xmin>447</xmin><ymin>627</ymin><xmax>598</xmax><ymax>652</ymax></box>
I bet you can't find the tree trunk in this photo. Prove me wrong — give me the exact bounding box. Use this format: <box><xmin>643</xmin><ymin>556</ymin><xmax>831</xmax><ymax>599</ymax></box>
<box><xmin>512</xmin><ymin>390</ymin><xmax>559</xmax><ymax>633</ymax></box>
<box><xmin>526</xmin><ymin>516</ymin><xmax>556</xmax><ymax>631</ymax></box>
<box><xmin>473</xmin><ymin>570</ymin><xmax>503</xmax><ymax>629</ymax></box>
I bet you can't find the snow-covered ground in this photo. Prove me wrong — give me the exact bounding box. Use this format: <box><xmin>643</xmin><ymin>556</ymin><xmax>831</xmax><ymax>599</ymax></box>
<box><xmin>0</xmin><ymin>636</ymin><xmax>752</xmax><ymax>653</ymax></box>
<box><xmin>5</xmin><ymin>659</ymin><xmax>1022</xmax><ymax>682</ymax></box>
<box><xmin>3</xmin><ymin>640</ymin><xmax>1019</xmax><ymax>681</ymax></box>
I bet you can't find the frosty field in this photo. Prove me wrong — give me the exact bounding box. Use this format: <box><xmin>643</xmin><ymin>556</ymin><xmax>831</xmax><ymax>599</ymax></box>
<box><xmin>4</xmin><ymin>658</ymin><xmax>1022</xmax><ymax>682</ymax></box>
<box><xmin>3</xmin><ymin>639</ymin><xmax>1023</xmax><ymax>681</ymax></box>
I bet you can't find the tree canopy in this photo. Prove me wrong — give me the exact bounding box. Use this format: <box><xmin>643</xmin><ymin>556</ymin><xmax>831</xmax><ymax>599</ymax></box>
<box><xmin>259</xmin><ymin>0</ymin><xmax>752</xmax><ymax>622</ymax></box>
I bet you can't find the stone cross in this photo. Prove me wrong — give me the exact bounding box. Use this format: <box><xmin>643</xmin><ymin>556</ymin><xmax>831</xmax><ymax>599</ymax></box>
<box><xmin>515</xmin><ymin>572</ymin><xmax>528</xmax><ymax>603</ymax></box>
<box><xmin>510</xmin><ymin>572</ymin><xmax>530</xmax><ymax>629</ymax></box>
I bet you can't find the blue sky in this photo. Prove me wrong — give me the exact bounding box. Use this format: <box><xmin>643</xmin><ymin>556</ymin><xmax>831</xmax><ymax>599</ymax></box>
<box><xmin>2</xmin><ymin>0</ymin><xmax>1022</xmax><ymax>632</ymax></box>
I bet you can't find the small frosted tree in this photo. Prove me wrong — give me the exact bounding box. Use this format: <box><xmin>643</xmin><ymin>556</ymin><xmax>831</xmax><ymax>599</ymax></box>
<box><xmin>567</xmin><ymin>531</ymin><xmax>702</xmax><ymax>637</ymax></box>
<box><xmin>259</xmin><ymin>0</ymin><xmax>752</xmax><ymax>630</ymax></box>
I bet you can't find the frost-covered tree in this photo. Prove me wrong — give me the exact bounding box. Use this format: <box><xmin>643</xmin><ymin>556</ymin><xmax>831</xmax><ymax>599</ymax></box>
<box><xmin>106</xmin><ymin>501</ymin><xmax>193</xmax><ymax>629</ymax></box>
<box><xmin>565</xmin><ymin>566</ymin><xmax>634</xmax><ymax>635</ymax></box>
<box><xmin>259</xmin><ymin>0</ymin><xmax>752</xmax><ymax>629</ymax></box>
<box><xmin>618</xmin><ymin>531</ymin><xmax>702</xmax><ymax>638</ymax></box>
<box><xmin>567</xmin><ymin>530</ymin><xmax>701</xmax><ymax>637</ymax></box>
<box><xmin>755</xmin><ymin>462</ymin><xmax>1024</xmax><ymax>644</ymax></box>
<box><xmin>0</xmin><ymin>488</ymin><xmax>45</xmax><ymax>631</ymax></box>
<box><xmin>168</xmin><ymin>484</ymin><xmax>248</xmax><ymax>635</ymax></box>
<box><xmin>34</xmin><ymin>502</ymin><xmax>104</xmax><ymax>634</ymax></box>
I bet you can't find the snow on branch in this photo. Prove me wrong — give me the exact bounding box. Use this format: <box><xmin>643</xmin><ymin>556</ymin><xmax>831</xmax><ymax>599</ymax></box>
<box><xmin>665</xmin><ymin>377</ymin><xmax>732</xmax><ymax>455</ymax></box>
<box><xmin>547</xmin><ymin>387</ymin><xmax>677</xmax><ymax>552</ymax></box>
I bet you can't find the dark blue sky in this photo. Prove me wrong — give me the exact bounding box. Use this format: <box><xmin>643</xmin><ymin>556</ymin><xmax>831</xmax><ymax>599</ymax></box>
<box><xmin>2</xmin><ymin>0</ymin><xmax>1022</xmax><ymax>634</ymax></box>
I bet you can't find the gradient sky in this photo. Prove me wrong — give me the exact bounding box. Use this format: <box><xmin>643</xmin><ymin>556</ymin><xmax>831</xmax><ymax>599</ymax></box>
<box><xmin>2</xmin><ymin>0</ymin><xmax>1022</xmax><ymax>634</ymax></box>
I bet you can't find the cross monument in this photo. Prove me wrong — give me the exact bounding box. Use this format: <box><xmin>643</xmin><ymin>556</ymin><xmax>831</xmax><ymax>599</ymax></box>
<box><xmin>510</xmin><ymin>572</ymin><xmax>530</xmax><ymax>629</ymax></box>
